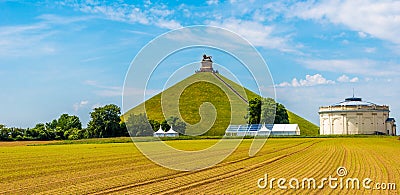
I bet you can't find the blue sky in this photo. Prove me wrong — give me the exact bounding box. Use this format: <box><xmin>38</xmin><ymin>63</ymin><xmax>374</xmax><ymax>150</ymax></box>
<box><xmin>0</xmin><ymin>0</ymin><xmax>399</xmax><ymax>135</ymax></box>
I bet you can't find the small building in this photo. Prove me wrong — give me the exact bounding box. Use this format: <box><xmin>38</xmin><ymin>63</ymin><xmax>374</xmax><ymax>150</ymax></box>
<box><xmin>270</xmin><ymin>124</ymin><xmax>301</xmax><ymax>136</ymax></box>
<box><xmin>224</xmin><ymin>124</ymin><xmax>300</xmax><ymax>136</ymax></box>
<box><xmin>319</xmin><ymin>96</ymin><xmax>396</xmax><ymax>135</ymax></box>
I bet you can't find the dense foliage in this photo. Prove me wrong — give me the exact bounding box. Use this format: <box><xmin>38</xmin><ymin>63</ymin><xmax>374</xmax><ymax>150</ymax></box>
<box><xmin>126</xmin><ymin>115</ymin><xmax>187</xmax><ymax>136</ymax></box>
<box><xmin>87</xmin><ymin>104</ymin><xmax>126</xmax><ymax>138</ymax></box>
<box><xmin>247</xmin><ymin>97</ymin><xmax>289</xmax><ymax>124</ymax></box>
<box><xmin>274</xmin><ymin>103</ymin><xmax>289</xmax><ymax>124</ymax></box>
<box><xmin>125</xmin><ymin>113</ymin><xmax>153</xmax><ymax>136</ymax></box>
<box><xmin>0</xmin><ymin>114</ymin><xmax>84</xmax><ymax>141</ymax></box>
<box><xmin>166</xmin><ymin>116</ymin><xmax>186</xmax><ymax>134</ymax></box>
<box><xmin>248</xmin><ymin>98</ymin><xmax>262</xmax><ymax>124</ymax></box>
<box><xmin>0</xmin><ymin>96</ymin><xmax>293</xmax><ymax>141</ymax></box>
<box><xmin>0</xmin><ymin>104</ymin><xmax>128</xmax><ymax>141</ymax></box>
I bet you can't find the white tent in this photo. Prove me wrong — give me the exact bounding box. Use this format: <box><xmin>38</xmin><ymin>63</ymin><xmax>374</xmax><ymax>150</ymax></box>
<box><xmin>153</xmin><ymin>126</ymin><xmax>166</xmax><ymax>137</ymax></box>
<box><xmin>257</xmin><ymin>123</ymin><xmax>271</xmax><ymax>136</ymax></box>
<box><xmin>165</xmin><ymin>127</ymin><xmax>179</xmax><ymax>137</ymax></box>
<box><xmin>224</xmin><ymin>124</ymin><xmax>301</xmax><ymax>136</ymax></box>
<box><xmin>271</xmin><ymin>124</ymin><xmax>300</xmax><ymax>135</ymax></box>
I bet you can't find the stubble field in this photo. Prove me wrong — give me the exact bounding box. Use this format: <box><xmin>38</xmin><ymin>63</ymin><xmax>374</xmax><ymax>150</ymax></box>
<box><xmin>0</xmin><ymin>137</ymin><xmax>399</xmax><ymax>194</ymax></box>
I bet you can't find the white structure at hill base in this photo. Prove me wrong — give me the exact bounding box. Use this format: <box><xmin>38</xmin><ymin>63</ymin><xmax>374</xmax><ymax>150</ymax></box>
<box><xmin>225</xmin><ymin>124</ymin><xmax>300</xmax><ymax>136</ymax></box>
<box><xmin>153</xmin><ymin>126</ymin><xmax>165</xmax><ymax>137</ymax></box>
<box><xmin>153</xmin><ymin>126</ymin><xmax>179</xmax><ymax>137</ymax></box>
<box><xmin>165</xmin><ymin>128</ymin><xmax>179</xmax><ymax>137</ymax></box>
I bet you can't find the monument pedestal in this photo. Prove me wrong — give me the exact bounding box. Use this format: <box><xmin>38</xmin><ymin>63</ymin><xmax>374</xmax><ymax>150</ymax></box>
<box><xmin>196</xmin><ymin>54</ymin><xmax>215</xmax><ymax>73</ymax></box>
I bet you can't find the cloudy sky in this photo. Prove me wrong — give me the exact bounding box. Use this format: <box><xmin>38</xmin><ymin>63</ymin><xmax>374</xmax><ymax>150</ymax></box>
<box><xmin>1</xmin><ymin>0</ymin><xmax>399</xmax><ymax>134</ymax></box>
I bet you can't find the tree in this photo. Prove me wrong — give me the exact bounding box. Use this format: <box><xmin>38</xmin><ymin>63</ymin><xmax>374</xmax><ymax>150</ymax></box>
<box><xmin>248</xmin><ymin>98</ymin><xmax>262</xmax><ymax>124</ymax></box>
<box><xmin>119</xmin><ymin>122</ymin><xmax>129</xmax><ymax>136</ymax></box>
<box><xmin>31</xmin><ymin>123</ymin><xmax>52</xmax><ymax>140</ymax></box>
<box><xmin>45</xmin><ymin>114</ymin><xmax>82</xmax><ymax>139</ymax></box>
<box><xmin>160</xmin><ymin>120</ymin><xmax>171</xmax><ymax>131</ymax></box>
<box><xmin>8</xmin><ymin>127</ymin><xmax>25</xmax><ymax>140</ymax></box>
<box><xmin>148</xmin><ymin>119</ymin><xmax>160</xmax><ymax>131</ymax></box>
<box><xmin>0</xmin><ymin>124</ymin><xmax>9</xmax><ymax>141</ymax></box>
<box><xmin>26</xmin><ymin>127</ymin><xmax>38</xmax><ymax>139</ymax></box>
<box><xmin>166</xmin><ymin>116</ymin><xmax>186</xmax><ymax>134</ymax></box>
<box><xmin>46</xmin><ymin>119</ymin><xmax>58</xmax><ymax>130</ymax></box>
<box><xmin>260</xmin><ymin>98</ymin><xmax>276</xmax><ymax>124</ymax></box>
<box><xmin>274</xmin><ymin>103</ymin><xmax>289</xmax><ymax>124</ymax></box>
<box><xmin>57</xmin><ymin>114</ymin><xmax>82</xmax><ymax>131</ymax></box>
<box><xmin>247</xmin><ymin>97</ymin><xmax>289</xmax><ymax>125</ymax></box>
<box><xmin>87</xmin><ymin>104</ymin><xmax>122</xmax><ymax>138</ymax></box>
<box><xmin>125</xmin><ymin>113</ymin><xmax>153</xmax><ymax>136</ymax></box>
<box><xmin>64</xmin><ymin>128</ymin><xmax>86</xmax><ymax>140</ymax></box>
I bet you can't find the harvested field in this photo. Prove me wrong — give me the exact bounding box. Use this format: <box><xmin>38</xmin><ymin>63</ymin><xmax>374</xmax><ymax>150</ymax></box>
<box><xmin>0</xmin><ymin>137</ymin><xmax>398</xmax><ymax>194</ymax></box>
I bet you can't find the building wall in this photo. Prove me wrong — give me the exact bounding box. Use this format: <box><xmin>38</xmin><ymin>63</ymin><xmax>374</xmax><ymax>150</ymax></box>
<box><xmin>386</xmin><ymin>121</ymin><xmax>396</xmax><ymax>135</ymax></box>
<box><xmin>319</xmin><ymin>107</ymin><xmax>390</xmax><ymax>135</ymax></box>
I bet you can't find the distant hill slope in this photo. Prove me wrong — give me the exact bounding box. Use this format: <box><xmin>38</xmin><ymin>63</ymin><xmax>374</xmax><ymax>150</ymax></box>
<box><xmin>124</xmin><ymin>72</ymin><xmax>319</xmax><ymax>136</ymax></box>
<box><xmin>288</xmin><ymin>111</ymin><xmax>319</xmax><ymax>136</ymax></box>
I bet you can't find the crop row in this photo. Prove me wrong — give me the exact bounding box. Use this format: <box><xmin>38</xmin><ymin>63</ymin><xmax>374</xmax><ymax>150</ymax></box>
<box><xmin>0</xmin><ymin>138</ymin><xmax>398</xmax><ymax>194</ymax></box>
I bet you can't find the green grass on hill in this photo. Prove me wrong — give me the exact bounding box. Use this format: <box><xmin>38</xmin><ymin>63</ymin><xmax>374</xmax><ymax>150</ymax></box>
<box><xmin>124</xmin><ymin>72</ymin><xmax>252</xmax><ymax>135</ymax></box>
<box><xmin>288</xmin><ymin>111</ymin><xmax>319</xmax><ymax>136</ymax></box>
<box><xmin>124</xmin><ymin>72</ymin><xmax>319</xmax><ymax>136</ymax></box>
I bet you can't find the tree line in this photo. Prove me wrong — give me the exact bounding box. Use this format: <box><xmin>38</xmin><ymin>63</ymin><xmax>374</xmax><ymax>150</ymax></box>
<box><xmin>247</xmin><ymin>97</ymin><xmax>289</xmax><ymax>124</ymax></box>
<box><xmin>0</xmin><ymin>104</ymin><xmax>127</xmax><ymax>141</ymax></box>
<box><xmin>0</xmin><ymin>104</ymin><xmax>187</xmax><ymax>141</ymax></box>
<box><xmin>0</xmin><ymin>97</ymin><xmax>286</xmax><ymax>140</ymax></box>
<box><xmin>127</xmin><ymin>114</ymin><xmax>186</xmax><ymax>136</ymax></box>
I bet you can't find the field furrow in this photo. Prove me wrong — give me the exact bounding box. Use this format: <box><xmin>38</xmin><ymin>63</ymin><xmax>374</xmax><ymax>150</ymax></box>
<box><xmin>0</xmin><ymin>137</ymin><xmax>398</xmax><ymax>194</ymax></box>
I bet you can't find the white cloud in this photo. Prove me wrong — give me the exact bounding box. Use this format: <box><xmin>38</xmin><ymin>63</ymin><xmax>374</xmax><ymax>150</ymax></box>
<box><xmin>84</xmin><ymin>80</ymin><xmax>159</xmax><ymax>97</ymax></box>
<box><xmin>206</xmin><ymin>0</ymin><xmax>219</xmax><ymax>5</ymax></box>
<box><xmin>207</xmin><ymin>18</ymin><xmax>297</xmax><ymax>53</ymax></box>
<box><xmin>37</xmin><ymin>14</ymin><xmax>94</xmax><ymax>25</ymax></box>
<box><xmin>299</xmin><ymin>59</ymin><xmax>398</xmax><ymax>76</ymax></box>
<box><xmin>337</xmin><ymin>75</ymin><xmax>359</xmax><ymax>83</ymax></box>
<box><xmin>0</xmin><ymin>14</ymin><xmax>92</xmax><ymax>57</ymax></box>
<box><xmin>0</xmin><ymin>23</ymin><xmax>54</xmax><ymax>57</ymax></box>
<box><xmin>358</xmin><ymin>31</ymin><xmax>368</xmax><ymax>38</ymax></box>
<box><xmin>84</xmin><ymin>80</ymin><xmax>98</xmax><ymax>85</ymax></box>
<box><xmin>73</xmin><ymin>100</ymin><xmax>89</xmax><ymax>111</ymax></box>
<box><xmin>154</xmin><ymin>19</ymin><xmax>182</xmax><ymax>29</ymax></box>
<box><xmin>350</xmin><ymin>78</ymin><xmax>359</xmax><ymax>82</ymax></box>
<box><xmin>163</xmin><ymin>26</ymin><xmax>251</xmax><ymax>52</ymax></box>
<box><xmin>341</xmin><ymin>40</ymin><xmax>349</xmax><ymax>45</ymax></box>
<box><xmin>91</xmin><ymin>103</ymin><xmax>103</xmax><ymax>109</ymax></box>
<box><xmin>67</xmin><ymin>1</ymin><xmax>181</xmax><ymax>29</ymax></box>
<box><xmin>286</xmin><ymin>0</ymin><xmax>400</xmax><ymax>44</ymax></box>
<box><xmin>277</xmin><ymin>81</ymin><xmax>291</xmax><ymax>87</ymax></box>
<box><xmin>95</xmin><ymin>87</ymin><xmax>122</xmax><ymax>97</ymax></box>
<box><xmin>364</xmin><ymin>47</ymin><xmax>376</xmax><ymax>53</ymax></box>
<box><xmin>278</xmin><ymin>74</ymin><xmax>335</xmax><ymax>87</ymax></box>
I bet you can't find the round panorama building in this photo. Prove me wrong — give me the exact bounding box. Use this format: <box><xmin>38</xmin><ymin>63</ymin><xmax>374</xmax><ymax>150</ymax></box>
<box><xmin>319</xmin><ymin>96</ymin><xmax>396</xmax><ymax>135</ymax></box>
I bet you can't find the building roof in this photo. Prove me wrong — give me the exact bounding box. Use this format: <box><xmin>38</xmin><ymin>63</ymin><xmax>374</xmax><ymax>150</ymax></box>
<box><xmin>272</xmin><ymin>124</ymin><xmax>300</xmax><ymax>132</ymax></box>
<box><xmin>386</xmin><ymin>118</ymin><xmax>396</xmax><ymax>122</ymax></box>
<box><xmin>332</xmin><ymin>97</ymin><xmax>377</xmax><ymax>106</ymax></box>
<box><xmin>154</xmin><ymin>127</ymin><xmax>165</xmax><ymax>134</ymax></box>
<box><xmin>166</xmin><ymin>127</ymin><xmax>178</xmax><ymax>134</ymax></box>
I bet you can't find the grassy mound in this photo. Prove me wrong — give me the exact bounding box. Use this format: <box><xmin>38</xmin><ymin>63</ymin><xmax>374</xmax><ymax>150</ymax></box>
<box><xmin>288</xmin><ymin>111</ymin><xmax>319</xmax><ymax>136</ymax></box>
<box><xmin>124</xmin><ymin>72</ymin><xmax>319</xmax><ymax>136</ymax></box>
